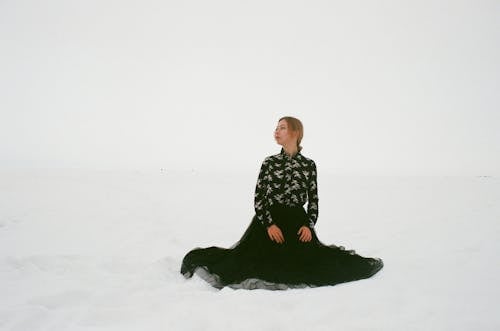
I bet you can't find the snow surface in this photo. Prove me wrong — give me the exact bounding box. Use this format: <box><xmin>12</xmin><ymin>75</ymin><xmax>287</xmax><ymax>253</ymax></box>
<box><xmin>1</xmin><ymin>169</ymin><xmax>499</xmax><ymax>330</ymax></box>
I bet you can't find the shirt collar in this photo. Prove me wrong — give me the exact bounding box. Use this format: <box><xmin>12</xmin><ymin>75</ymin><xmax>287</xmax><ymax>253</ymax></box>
<box><xmin>280</xmin><ymin>147</ymin><xmax>301</xmax><ymax>160</ymax></box>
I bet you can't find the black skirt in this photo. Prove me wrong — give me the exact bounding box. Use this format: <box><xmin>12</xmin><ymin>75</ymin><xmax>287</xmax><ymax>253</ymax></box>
<box><xmin>180</xmin><ymin>205</ymin><xmax>384</xmax><ymax>290</ymax></box>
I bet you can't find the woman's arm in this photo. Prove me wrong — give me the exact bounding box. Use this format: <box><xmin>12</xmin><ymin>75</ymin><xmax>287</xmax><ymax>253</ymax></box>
<box><xmin>254</xmin><ymin>158</ymin><xmax>274</xmax><ymax>227</ymax></box>
<box><xmin>306</xmin><ymin>160</ymin><xmax>319</xmax><ymax>228</ymax></box>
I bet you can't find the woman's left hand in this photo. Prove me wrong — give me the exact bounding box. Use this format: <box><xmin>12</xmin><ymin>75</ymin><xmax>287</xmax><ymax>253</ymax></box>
<box><xmin>297</xmin><ymin>226</ymin><xmax>312</xmax><ymax>242</ymax></box>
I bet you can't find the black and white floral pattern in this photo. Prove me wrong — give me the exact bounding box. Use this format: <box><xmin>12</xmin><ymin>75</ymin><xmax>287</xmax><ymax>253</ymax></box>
<box><xmin>254</xmin><ymin>148</ymin><xmax>319</xmax><ymax>228</ymax></box>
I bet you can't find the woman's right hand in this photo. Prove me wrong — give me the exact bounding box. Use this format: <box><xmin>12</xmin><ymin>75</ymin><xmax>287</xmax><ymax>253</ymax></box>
<box><xmin>267</xmin><ymin>224</ymin><xmax>285</xmax><ymax>244</ymax></box>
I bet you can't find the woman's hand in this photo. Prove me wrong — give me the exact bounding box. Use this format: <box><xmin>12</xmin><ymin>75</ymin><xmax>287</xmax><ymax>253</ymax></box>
<box><xmin>297</xmin><ymin>226</ymin><xmax>312</xmax><ymax>242</ymax></box>
<box><xmin>267</xmin><ymin>224</ymin><xmax>285</xmax><ymax>244</ymax></box>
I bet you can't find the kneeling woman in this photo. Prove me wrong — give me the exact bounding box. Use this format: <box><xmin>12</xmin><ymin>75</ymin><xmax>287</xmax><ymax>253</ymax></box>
<box><xmin>181</xmin><ymin>116</ymin><xmax>384</xmax><ymax>290</ymax></box>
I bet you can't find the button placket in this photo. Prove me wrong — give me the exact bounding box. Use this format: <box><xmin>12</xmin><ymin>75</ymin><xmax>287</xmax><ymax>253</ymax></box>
<box><xmin>283</xmin><ymin>157</ymin><xmax>294</xmax><ymax>205</ymax></box>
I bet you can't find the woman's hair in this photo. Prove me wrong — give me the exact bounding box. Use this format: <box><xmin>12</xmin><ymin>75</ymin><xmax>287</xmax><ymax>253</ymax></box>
<box><xmin>279</xmin><ymin>116</ymin><xmax>304</xmax><ymax>152</ymax></box>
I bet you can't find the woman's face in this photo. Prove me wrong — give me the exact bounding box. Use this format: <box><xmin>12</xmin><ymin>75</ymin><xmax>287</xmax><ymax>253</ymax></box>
<box><xmin>274</xmin><ymin>119</ymin><xmax>297</xmax><ymax>147</ymax></box>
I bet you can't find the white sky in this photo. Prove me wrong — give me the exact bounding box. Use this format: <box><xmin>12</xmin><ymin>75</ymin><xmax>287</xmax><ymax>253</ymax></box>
<box><xmin>1</xmin><ymin>0</ymin><xmax>499</xmax><ymax>175</ymax></box>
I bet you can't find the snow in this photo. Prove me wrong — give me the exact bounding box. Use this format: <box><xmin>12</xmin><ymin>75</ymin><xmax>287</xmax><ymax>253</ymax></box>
<box><xmin>0</xmin><ymin>169</ymin><xmax>499</xmax><ymax>330</ymax></box>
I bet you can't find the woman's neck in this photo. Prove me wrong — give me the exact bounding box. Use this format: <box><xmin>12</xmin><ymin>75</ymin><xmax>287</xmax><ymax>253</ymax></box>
<box><xmin>282</xmin><ymin>144</ymin><xmax>298</xmax><ymax>157</ymax></box>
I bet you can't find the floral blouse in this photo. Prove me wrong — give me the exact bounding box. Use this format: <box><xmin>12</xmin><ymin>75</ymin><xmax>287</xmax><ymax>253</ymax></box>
<box><xmin>254</xmin><ymin>148</ymin><xmax>319</xmax><ymax>228</ymax></box>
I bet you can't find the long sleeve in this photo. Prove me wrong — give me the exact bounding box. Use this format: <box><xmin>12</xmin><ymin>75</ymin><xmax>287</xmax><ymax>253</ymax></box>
<box><xmin>306</xmin><ymin>160</ymin><xmax>319</xmax><ymax>228</ymax></box>
<box><xmin>254</xmin><ymin>158</ymin><xmax>273</xmax><ymax>227</ymax></box>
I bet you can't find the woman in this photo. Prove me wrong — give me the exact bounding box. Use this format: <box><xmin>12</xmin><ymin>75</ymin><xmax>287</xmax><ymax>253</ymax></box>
<box><xmin>180</xmin><ymin>116</ymin><xmax>384</xmax><ymax>290</ymax></box>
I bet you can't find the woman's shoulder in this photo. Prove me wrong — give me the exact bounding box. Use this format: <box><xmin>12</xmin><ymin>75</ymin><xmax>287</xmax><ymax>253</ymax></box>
<box><xmin>298</xmin><ymin>153</ymin><xmax>316</xmax><ymax>167</ymax></box>
<box><xmin>261</xmin><ymin>150</ymin><xmax>283</xmax><ymax>161</ymax></box>
<box><xmin>260</xmin><ymin>153</ymin><xmax>280</xmax><ymax>166</ymax></box>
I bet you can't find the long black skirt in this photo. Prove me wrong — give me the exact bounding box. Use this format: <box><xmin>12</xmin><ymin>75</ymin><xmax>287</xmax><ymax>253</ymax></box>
<box><xmin>180</xmin><ymin>205</ymin><xmax>384</xmax><ymax>290</ymax></box>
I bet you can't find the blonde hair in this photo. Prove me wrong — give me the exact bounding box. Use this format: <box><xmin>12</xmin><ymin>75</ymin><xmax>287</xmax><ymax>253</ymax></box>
<box><xmin>279</xmin><ymin>116</ymin><xmax>304</xmax><ymax>152</ymax></box>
